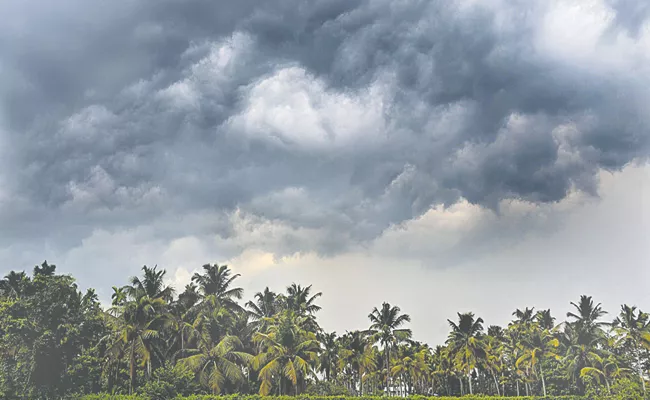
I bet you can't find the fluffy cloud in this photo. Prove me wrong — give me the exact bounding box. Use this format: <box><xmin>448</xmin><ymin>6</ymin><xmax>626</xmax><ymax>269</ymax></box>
<box><xmin>0</xmin><ymin>0</ymin><xmax>649</xmax><ymax>278</ymax></box>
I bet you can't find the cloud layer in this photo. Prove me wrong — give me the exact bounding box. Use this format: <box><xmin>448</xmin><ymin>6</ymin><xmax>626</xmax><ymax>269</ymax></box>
<box><xmin>1</xmin><ymin>0</ymin><xmax>649</xmax><ymax>263</ymax></box>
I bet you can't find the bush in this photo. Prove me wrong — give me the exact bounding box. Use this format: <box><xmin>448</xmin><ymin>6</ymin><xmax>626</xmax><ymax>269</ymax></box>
<box><xmin>305</xmin><ymin>381</ymin><xmax>352</xmax><ymax>396</ymax></box>
<box><xmin>76</xmin><ymin>395</ymin><xmax>622</xmax><ymax>400</ymax></box>
<box><xmin>139</xmin><ymin>364</ymin><xmax>202</xmax><ymax>400</ymax></box>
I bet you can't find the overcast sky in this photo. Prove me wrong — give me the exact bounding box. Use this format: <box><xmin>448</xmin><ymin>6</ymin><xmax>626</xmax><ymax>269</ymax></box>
<box><xmin>1</xmin><ymin>0</ymin><xmax>649</xmax><ymax>345</ymax></box>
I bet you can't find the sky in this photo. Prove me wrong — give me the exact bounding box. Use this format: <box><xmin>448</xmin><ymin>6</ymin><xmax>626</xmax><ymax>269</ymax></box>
<box><xmin>0</xmin><ymin>0</ymin><xmax>649</xmax><ymax>345</ymax></box>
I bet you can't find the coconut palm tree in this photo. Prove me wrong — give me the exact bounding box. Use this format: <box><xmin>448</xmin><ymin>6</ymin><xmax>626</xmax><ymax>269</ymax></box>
<box><xmin>317</xmin><ymin>331</ymin><xmax>339</xmax><ymax>382</ymax></box>
<box><xmin>446</xmin><ymin>312</ymin><xmax>485</xmax><ymax>395</ymax></box>
<box><xmin>536</xmin><ymin>309</ymin><xmax>556</xmax><ymax>331</ymax></box>
<box><xmin>104</xmin><ymin>295</ymin><xmax>167</xmax><ymax>394</ymax></box>
<box><xmin>367</xmin><ymin>302</ymin><xmax>412</xmax><ymax>395</ymax></box>
<box><xmin>127</xmin><ymin>265</ymin><xmax>174</xmax><ymax>301</ymax></box>
<box><xmin>612</xmin><ymin>304</ymin><xmax>650</xmax><ymax>395</ymax></box>
<box><xmin>512</xmin><ymin>307</ymin><xmax>536</xmax><ymax>327</ymax></box>
<box><xmin>0</xmin><ymin>271</ymin><xmax>29</xmax><ymax>298</ymax></box>
<box><xmin>192</xmin><ymin>263</ymin><xmax>244</xmax><ymax>312</ymax></box>
<box><xmin>252</xmin><ymin>311</ymin><xmax>321</xmax><ymax>395</ymax></box>
<box><xmin>283</xmin><ymin>283</ymin><xmax>322</xmax><ymax>316</ymax></box>
<box><xmin>111</xmin><ymin>286</ymin><xmax>128</xmax><ymax>306</ymax></box>
<box><xmin>246</xmin><ymin>287</ymin><xmax>280</xmax><ymax>331</ymax></box>
<box><xmin>484</xmin><ymin>328</ymin><xmax>506</xmax><ymax>395</ymax></box>
<box><xmin>567</xmin><ymin>295</ymin><xmax>607</xmax><ymax>345</ymax></box>
<box><xmin>580</xmin><ymin>353</ymin><xmax>631</xmax><ymax>394</ymax></box>
<box><xmin>179</xmin><ymin>334</ymin><xmax>252</xmax><ymax>394</ymax></box>
<box><xmin>516</xmin><ymin>328</ymin><xmax>560</xmax><ymax>396</ymax></box>
<box><xmin>339</xmin><ymin>330</ymin><xmax>376</xmax><ymax>394</ymax></box>
<box><xmin>33</xmin><ymin>261</ymin><xmax>56</xmax><ymax>277</ymax></box>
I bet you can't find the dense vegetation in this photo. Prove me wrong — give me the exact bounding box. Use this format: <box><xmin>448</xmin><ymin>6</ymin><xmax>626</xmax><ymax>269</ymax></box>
<box><xmin>1</xmin><ymin>261</ymin><xmax>649</xmax><ymax>399</ymax></box>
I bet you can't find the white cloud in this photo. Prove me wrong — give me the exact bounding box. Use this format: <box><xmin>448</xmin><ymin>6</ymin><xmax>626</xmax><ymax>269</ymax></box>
<box><xmin>230</xmin><ymin>66</ymin><xmax>388</xmax><ymax>150</ymax></box>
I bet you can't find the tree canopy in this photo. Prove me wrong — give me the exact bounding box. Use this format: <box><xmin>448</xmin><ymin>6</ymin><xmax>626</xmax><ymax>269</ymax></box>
<box><xmin>0</xmin><ymin>261</ymin><xmax>648</xmax><ymax>398</ymax></box>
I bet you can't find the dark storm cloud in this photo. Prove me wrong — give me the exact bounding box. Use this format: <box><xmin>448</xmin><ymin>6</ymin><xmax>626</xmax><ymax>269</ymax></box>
<box><xmin>0</xmin><ymin>0</ymin><xmax>648</xmax><ymax>255</ymax></box>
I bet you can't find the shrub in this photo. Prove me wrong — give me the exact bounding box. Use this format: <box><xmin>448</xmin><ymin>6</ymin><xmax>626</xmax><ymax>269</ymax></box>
<box><xmin>76</xmin><ymin>395</ymin><xmax>620</xmax><ymax>400</ymax></box>
<box><xmin>139</xmin><ymin>364</ymin><xmax>202</xmax><ymax>400</ymax></box>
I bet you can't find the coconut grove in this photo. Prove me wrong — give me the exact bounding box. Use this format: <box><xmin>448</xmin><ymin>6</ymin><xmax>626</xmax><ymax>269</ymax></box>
<box><xmin>0</xmin><ymin>261</ymin><xmax>648</xmax><ymax>399</ymax></box>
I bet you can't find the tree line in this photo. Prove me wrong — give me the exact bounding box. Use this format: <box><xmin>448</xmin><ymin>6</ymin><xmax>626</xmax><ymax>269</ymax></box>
<box><xmin>0</xmin><ymin>261</ymin><xmax>648</xmax><ymax>399</ymax></box>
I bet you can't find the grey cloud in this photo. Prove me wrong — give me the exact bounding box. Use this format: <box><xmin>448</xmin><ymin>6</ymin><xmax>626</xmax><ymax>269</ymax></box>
<box><xmin>0</xmin><ymin>0</ymin><xmax>649</xmax><ymax>258</ymax></box>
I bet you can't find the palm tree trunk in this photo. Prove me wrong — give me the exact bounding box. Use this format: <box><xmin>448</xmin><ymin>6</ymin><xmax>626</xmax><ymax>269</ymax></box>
<box><xmin>501</xmin><ymin>373</ymin><xmax>504</xmax><ymax>396</ymax></box>
<box><xmin>129</xmin><ymin>342</ymin><xmax>136</xmax><ymax>395</ymax></box>
<box><xmin>359</xmin><ymin>367</ymin><xmax>363</xmax><ymax>395</ymax></box>
<box><xmin>637</xmin><ymin>349</ymin><xmax>646</xmax><ymax>396</ymax></box>
<box><xmin>386</xmin><ymin>345</ymin><xmax>391</xmax><ymax>396</ymax></box>
<box><xmin>459</xmin><ymin>376</ymin><xmax>463</xmax><ymax>396</ymax></box>
<box><xmin>468</xmin><ymin>371</ymin><xmax>473</xmax><ymax>395</ymax></box>
<box><xmin>540</xmin><ymin>365</ymin><xmax>547</xmax><ymax>397</ymax></box>
<box><xmin>516</xmin><ymin>380</ymin><xmax>520</xmax><ymax>396</ymax></box>
<box><xmin>492</xmin><ymin>372</ymin><xmax>500</xmax><ymax>396</ymax></box>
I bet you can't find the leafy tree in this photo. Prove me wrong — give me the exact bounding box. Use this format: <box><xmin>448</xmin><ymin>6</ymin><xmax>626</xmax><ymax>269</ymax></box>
<box><xmin>367</xmin><ymin>302</ymin><xmax>412</xmax><ymax>395</ymax></box>
<box><xmin>516</xmin><ymin>328</ymin><xmax>561</xmax><ymax>396</ymax></box>
<box><xmin>104</xmin><ymin>294</ymin><xmax>167</xmax><ymax>393</ymax></box>
<box><xmin>179</xmin><ymin>334</ymin><xmax>251</xmax><ymax>394</ymax></box>
<box><xmin>446</xmin><ymin>312</ymin><xmax>485</xmax><ymax>395</ymax></box>
<box><xmin>192</xmin><ymin>263</ymin><xmax>243</xmax><ymax>312</ymax></box>
<box><xmin>611</xmin><ymin>304</ymin><xmax>650</xmax><ymax>395</ymax></box>
<box><xmin>252</xmin><ymin>311</ymin><xmax>320</xmax><ymax>395</ymax></box>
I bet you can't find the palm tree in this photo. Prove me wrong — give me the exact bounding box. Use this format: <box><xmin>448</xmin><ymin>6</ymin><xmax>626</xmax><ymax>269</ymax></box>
<box><xmin>192</xmin><ymin>264</ymin><xmax>244</xmax><ymax>312</ymax></box>
<box><xmin>516</xmin><ymin>328</ymin><xmax>560</xmax><ymax>396</ymax></box>
<box><xmin>177</xmin><ymin>283</ymin><xmax>201</xmax><ymax>310</ymax></box>
<box><xmin>367</xmin><ymin>302</ymin><xmax>412</xmax><ymax>395</ymax></box>
<box><xmin>339</xmin><ymin>331</ymin><xmax>376</xmax><ymax>394</ymax></box>
<box><xmin>317</xmin><ymin>331</ymin><xmax>339</xmax><ymax>382</ymax></box>
<box><xmin>512</xmin><ymin>307</ymin><xmax>536</xmax><ymax>326</ymax></box>
<box><xmin>563</xmin><ymin>323</ymin><xmax>605</xmax><ymax>394</ymax></box>
<box><xmin>284</xmin><ymin>283</ymin><xmax>322</xmax><ymax>316</ymax></box>
<box><xmin>446</xmin><ymin>312</ymin><xmax>485</xmax><ymax>395</ymax></box>
<box><xmin>127</xmin><ymin>265</ymin><xmax>174</xmax><ymax>301</ymax></box>
<box><xmin>567</xmin><ymin>295</ymin><xmax>607</xmax><ymax>345</ymax></box>
<box><xmin>612</xmin><ymin>304</ymin><xmax>650</xmax><ymax>395</ymax></box>
<box><xmin>246</xmin><ymin>287</ymin><xmax>280</xmax><ymax>331</ymax></box>
<box><xmin>252</xmin><ymin>311</ymin><xmax>321</xmax><ymax>395</ymax></box>
<box><xmin>33</xmin><ymin>261</ymin><xmax>56</xmax><ymax>277</ymax></box>
<box><xmin>580</xmin><ymin>353</ymin><xmax>631</xmax><ymax>394</ymax></box>
<box><xmin>111</xmin><ymin>286</ymin><xmax>127</xmax><ymax>306</ymax></box>
<box><xmin>104</xmin><ymin>295</ymin><xmax>167</xmax><ymax>394</ymax></box>
<box><xmin>179</xmin><ymin>334</ymin><xmax>252</xmax><ymax>394</ymax></box>
<box><xmin>536</xmin><ymin>309</ymin><xmax>556</xmax><ymax>331</ymax></box>
<box><xmin>0</xmin><ymin>271</ymin><xmax>29</xmax><ymax>298</ymax></box>
<box><xmin>484</xmin><ymin>327</ymin><xmax>506</xmax><ymax>395</ymax></box>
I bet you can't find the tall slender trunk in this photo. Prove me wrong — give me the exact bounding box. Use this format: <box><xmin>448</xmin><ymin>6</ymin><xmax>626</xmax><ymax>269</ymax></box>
<box><xmin>468</xmin><ymin>370</ymin><xmax>473</xmax><ymax>395</ymax></box>
<box><xmin>540</xmin><ymin>365</ymin><xmax>547</xmax><ymax>397</ymax></box>
<box><xmin>129</xmin><ymin>342</ymin><xmax>136</xmax><ymax>395</ymax></box>
<box><xmin>386</xmin><ymin>345</ymin><xmax>391</xmax><ymax>396</ymax></box>
<box><xmin>459</xmin><ymin>376</ymin><xmax>464</xmax><ymax>396</ymax></box>
<box><xmin>516</xmin><ymin>380</ymin><xmax>520</xmax><ymax>396</ymax></box>
<box><xmin>359</xmin><ymin>366</ymin><xmax>363</xmax><ymax>395</ymax></box>
<box><xmin>501</xmin><ymin>373</ymin><xmax>505</xmax><ymax>396</ymax></box>
<box><xmin>492</xmin><ymin>372</ymin><xmax>500</xmax><ymax>396</ymax></box>
<box><xmin>637</xmin><ymin>348</ymin><xmax>647</xmax><ymax>396</ymax></box>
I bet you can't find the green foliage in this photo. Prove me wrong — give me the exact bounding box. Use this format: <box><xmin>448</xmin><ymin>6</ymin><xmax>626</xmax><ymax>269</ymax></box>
<box><xmin>305</xmin><ymin>381</ymin><xmax>352</xmax><ymax>396</ymax></box>
<box><xmin>77</xmin><ymin>395</ymin><xmax>606</xmax><ymax>400</ymax></box>
<box><xmin>139</xmin><ymin>363</ymin><xmax>202</xmax><ymax>400</ymax></box>
<box><xmin>3</xmin><ymin>262</ymin><xmax>650</xmax><ymax>399</ymax></box>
